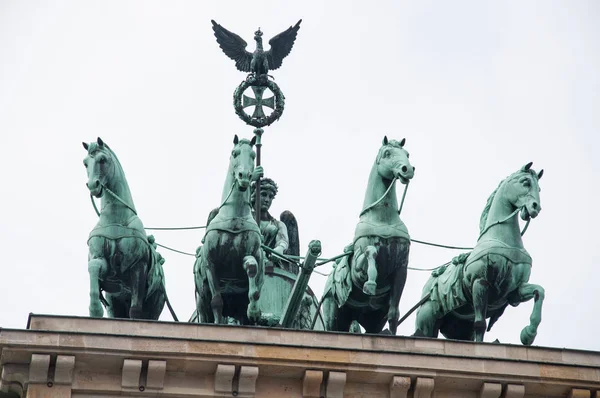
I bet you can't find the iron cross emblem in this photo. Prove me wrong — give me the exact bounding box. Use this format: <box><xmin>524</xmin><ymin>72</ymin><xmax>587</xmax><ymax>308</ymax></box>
<box><xmin>242</xmin><ymin>86</ymin><xmax>275</xmax><ymax>119</ymax></box>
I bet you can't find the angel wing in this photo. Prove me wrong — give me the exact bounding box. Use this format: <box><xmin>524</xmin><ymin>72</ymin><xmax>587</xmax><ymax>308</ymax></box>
<box><xmin>211</xmin><ymin>20</ymin><xmax>253</xmax><ymax>72</ymax></box>
<box><xmin>280</xmin><ymin>210</ymin><xmax>300</xmax><ymax>257</ymax></box>
<box><xmin>266</xmin><ymin>19</ymin><xmax>302</xmax><ymax>71</ymax></box>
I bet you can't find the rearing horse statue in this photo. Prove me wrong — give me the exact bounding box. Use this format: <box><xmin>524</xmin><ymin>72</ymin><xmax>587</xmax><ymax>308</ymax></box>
<box><xmin>415</xmin><ymin>162</ymin><xmax>545</xmax><ymax>344</ymax></box>
<box><xmin>323</xmin><ymin>136</ymin><xmax>415</xmax><ymax>334</ymax></box>
<box><xmin>84</xmin><ymin>137</ymin><xmax>168</xmax><ymax>320</ymax></box>
<box><xmin>194</xmin><ymin>135</ymin><xmax>264</xmax><ymax>325</ymax></box>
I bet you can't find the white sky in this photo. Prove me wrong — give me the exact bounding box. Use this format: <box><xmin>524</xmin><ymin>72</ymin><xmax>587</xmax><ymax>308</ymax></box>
<box><xmin>0</xmin><ymin>1</ymin><xmax>598</xmax><ymax>351</ymax></box>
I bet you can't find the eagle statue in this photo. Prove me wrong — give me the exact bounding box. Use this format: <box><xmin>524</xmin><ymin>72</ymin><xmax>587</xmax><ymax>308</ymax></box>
<box><xmin>211</xmin><ymin>19</ymin><xmax>302</xmax><ymax>77</ymax></box>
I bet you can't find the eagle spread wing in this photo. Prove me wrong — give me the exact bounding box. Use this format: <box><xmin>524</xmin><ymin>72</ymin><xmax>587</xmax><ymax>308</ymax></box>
<box><xmin>266</xmin><ymin>19</ymin><xmax>302</xmax><ymax>71</ymax></box>
<box><xmin>211</xmin><ymin>20</ymin><xmax>253</xmax><ymax>72</ymax></box>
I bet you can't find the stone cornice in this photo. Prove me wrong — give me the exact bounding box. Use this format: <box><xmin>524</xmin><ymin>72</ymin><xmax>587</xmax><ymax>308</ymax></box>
<box><xmin>0</xmin><ymin>315</ymin><xmax>597</xmax><ymax>397</ymax></box>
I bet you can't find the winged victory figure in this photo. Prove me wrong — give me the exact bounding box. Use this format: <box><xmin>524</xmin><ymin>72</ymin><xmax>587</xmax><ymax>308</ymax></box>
<box><xmin>211</xmin><ymin>19</ymin><xmax>302</xmax><ymax>77</ymax></box>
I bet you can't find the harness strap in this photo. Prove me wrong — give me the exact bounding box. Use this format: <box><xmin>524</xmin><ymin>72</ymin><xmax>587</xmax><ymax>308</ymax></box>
<box><xmin>359</xmin><ymin>177</ymin><xmax>398</xmax><ymax>217</ymax></box>
<box><xmin>477</xmin><ymin>208</ymin><xmax>531</xmax><ymax>240</ymax></box>
<box><xmin>101</xmin><ymin>183</ymin><xmax>137</xmax><ymax>215</ymax></box>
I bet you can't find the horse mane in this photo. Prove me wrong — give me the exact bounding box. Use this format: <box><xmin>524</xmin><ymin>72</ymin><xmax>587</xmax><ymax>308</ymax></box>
<box><xmin>478</xmin><ymin>169</ymin><xmax>539</xmax><ymax>234</ymax></box>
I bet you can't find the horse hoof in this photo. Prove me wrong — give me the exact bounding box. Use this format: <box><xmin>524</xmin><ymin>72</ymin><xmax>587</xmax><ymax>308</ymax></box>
<box><xmin>247</xmin><ymin>302</ymin><xmax>261</xmax><ymax>324</ymax></box>
<box><xmin>89</xmin><ymin>303</ymin><xmax>104</xmax><ymax>317</ymax></box>
<box><xmin>520</xmin><ymin>325</ymin><xmax>537</xmax><ymax>346</ymax></box>
<box><xmin>247</xmin><ymin>309</ymin><xmax>261</xmax><ymax>324</ymax></box>
<box><xmin>363</xmin><ymin>281</ymin><xmax>377</xmax><ymax>295</ymax></box>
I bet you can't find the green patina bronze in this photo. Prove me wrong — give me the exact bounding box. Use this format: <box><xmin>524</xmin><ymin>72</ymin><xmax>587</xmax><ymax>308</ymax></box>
<box><xmin>322</xmin><ymin>137</ymin><xmax>415</xmax><ymax>335</ymax></box>
<box><xmin>243</xmin><ymin>86</ymin><xmax>275</xmax><ymax>119</ymax></box>
<box><xmin>83</xmin><ymin>137</ymin><xmax>168</xmax><ymax>320</ymax></box>
<box><xmin>414</xmin><ymin>162</ymin><xmax>545</xmax><ymax>345</ymax></box>
<box><xmin>194</xmin><ymin>135</ymin><xmax>264</xmax><ymax>325</ymax></box>
<box><xmin>251</xmin><ymin>177</ymin><xmax>299</xmax><ymax>273</ymax></box>
<box><xmin>211</xmin><ymin>19</ymin><xmax>301</xmax><ymax>78</ymax></box>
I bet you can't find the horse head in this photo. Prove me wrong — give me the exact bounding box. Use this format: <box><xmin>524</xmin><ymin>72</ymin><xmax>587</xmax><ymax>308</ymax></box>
<box><xmin>82</xmin><ymin>137</ymin><xmax>116</xmax><ymax>198</ymax></box>
<box><xmin>376</xmin><ymin>136</ymin><xmax>415</xmax><ymax>184</ymax></box>
<box><xmin>506</xmin><ymin>162</ymin><xmax>544</xmax><ymax>221</ymax></box>
<box><xmin>231</xmin><ymin>134</ymin><xmax>257</xmax><ymax>192</ymax></box>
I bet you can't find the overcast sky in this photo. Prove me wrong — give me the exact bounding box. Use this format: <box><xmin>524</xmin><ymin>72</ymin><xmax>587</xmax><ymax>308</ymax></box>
<box><xmin>1</xmin><ymin>1</ymin><xmax>598</xmax><ymax>351</ymax></box>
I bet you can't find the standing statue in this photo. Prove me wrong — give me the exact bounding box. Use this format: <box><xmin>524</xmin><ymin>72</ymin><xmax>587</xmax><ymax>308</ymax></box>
<box><xmin>83</xmin><ymin>138</ymin><xmax>167</xmax><ymax>319</ymax></box>
<box><xmin>415</xmin><ymin>162</ymin><xmax>545</xmax><ymax>345</ymax></box>
<box><xmin>194</xmin><ymin>135</ymin><xmax>265</xmax><ymax>325</ymax></box>
<box><xmin>251</xmin><ymin>178</ymin><xmax>300</xmax><ymax>273</ymax></box>
<box><xmin>322</xmin><ymin>137</ymin><xmax>415</xmax><ymax>334</ymax></box>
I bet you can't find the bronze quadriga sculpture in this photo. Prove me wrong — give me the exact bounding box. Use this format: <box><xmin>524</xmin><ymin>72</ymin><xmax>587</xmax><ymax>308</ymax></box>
<box><xmin>84</xmin><ymin>138</ymin><xmax>167</xmax><ymax>320</ymax></box>
<box><xmin>322</xmin><ymin>137</ymin><xmax>415</xmax><ymax>335</ymax></box>
<box><xmin>194</xmin><ymin>135</ymin><xmax>265</xmax><ymax>325</ymax></box>
<box><xmin>415</xmin><ymin>162</ymin><xmax>545</xmax><ymax>345</ymax></box>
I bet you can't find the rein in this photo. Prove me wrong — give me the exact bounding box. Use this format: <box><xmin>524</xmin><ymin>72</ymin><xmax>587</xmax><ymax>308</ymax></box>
<box><xmin>477</xmin><ymin>207</ymin><xmax>531</xmax><ymax>241</ymax></box>
<box><xmin>90</xmin><ymin>182</ymin><xmax>138</xmax><ymax>217</ymax></box>
<box><xmin>360</xmin><ymin>177</ymin><xmax>410</xmax><ymax>217</ymax></box>
<box><xmin>87</xmin><ymin>183</ymin><xmax>179</xmax><ymax>322</ymax></box>
<box><xmin>218</xmin><ymin>180</ymin><xmax>252</xmax><ymax>210</ymax></box>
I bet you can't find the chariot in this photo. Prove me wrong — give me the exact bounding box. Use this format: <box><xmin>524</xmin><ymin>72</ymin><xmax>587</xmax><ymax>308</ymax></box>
<box><xmin>80</xmin><ymin>20</ymin><xmax>546</xmax><ymax>345</ymax></box>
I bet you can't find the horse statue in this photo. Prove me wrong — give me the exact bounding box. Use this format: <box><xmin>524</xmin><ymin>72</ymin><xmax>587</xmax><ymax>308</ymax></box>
<box><xmin>322</xmin><ymin>136</ymin><xmax>415</xmax><ymax>334</ymax></box>
<box><xmin>194</xmin><ymin>135</ymin><xmax>264</xmax><ymax>325</ymax></box>
<box><xmin>84</xmin><ymin>137</ymin><xmax>170</xmax><ymax>320</ymax></box>
<box><xmin>414</xmin><ymin>162</ymin><xmax>544</xmax><ymax>345</ymax></box>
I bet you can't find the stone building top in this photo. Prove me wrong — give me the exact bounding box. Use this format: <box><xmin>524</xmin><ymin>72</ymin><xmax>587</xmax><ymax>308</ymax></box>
<box><xmin>1</xmin><ymin>314</ymin><xmax>599</xmax><ymax>397</ymax></box>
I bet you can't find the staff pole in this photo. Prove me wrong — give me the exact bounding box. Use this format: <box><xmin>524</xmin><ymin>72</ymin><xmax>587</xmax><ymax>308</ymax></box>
<box><xmin>253</xmin><ymin>128</ymin><xmax>264</xmax><ymax>224</ymax></box>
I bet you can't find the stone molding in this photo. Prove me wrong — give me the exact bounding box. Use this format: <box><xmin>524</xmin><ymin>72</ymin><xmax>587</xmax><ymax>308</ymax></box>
<box><xmin>569</xmin><ymin>389</ymin><xmax>592</xmax><ymax>398</ymax></box>
<box><xmin>0</xmin><ymin>315</ymin><xmax>597</xmax><ymax>397</ymax></box>
<box><xmin>390</xmin><ymin>376</ymin><xmax>411</xmax><ymax>398</ymax></box>
<box><xmin>238</xmin><ymin>366</ymin><xmax>259</xmax><ymax>396</ymax></box>
<box><xmin>479</xmin><ymin>382</ymin><xmax>502</xmax><ymax>398</ymax></box>
<box><xmin>505</xmin><ymin>384</ymin><xmax>525</xmax><ymax>398</ymax></box>
<box><xmin>121</xmin><ymin>359</ymin><xmax>141</xmax><ymax>389</ymax></box>
<box><xmin>303</xmin><ymin>370</ymin><xmax>323</xmax><ymax>398</ymax></box>
<box><xmin>146</xmin><ymin>360</ymin><xmax>166</xmax><ymax>390</ymax></box>
<box><xmin>27</xmin><ymin>355</ymin><xmax>49</xmax><ymax>384</ymax></box>
<box><xmin>54</xmin><ymin>356</ymin><xmax>75</xmax><ymax>385</ymax></box>
<box><xmin>326</xmin><ymin>371</ymin><xmax>346</xmax><ymax>398</ymax></box>
<box><xmin>214</xmin><ymin>364</ymin><xmax>235</xmax><ymax>394</ymax></box>
<box><xmin>414</xmin><ymin>377</ymin><xmax>434</xmax><ymax>398</ymax></box>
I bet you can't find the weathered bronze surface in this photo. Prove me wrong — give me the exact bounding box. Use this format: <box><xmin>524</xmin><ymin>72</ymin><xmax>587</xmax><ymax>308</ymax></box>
<box><xmin>194</xmin><ymin>135</ymin><xmax>264</xmax><ymax>325</ymax></box>
<box><xmin>415</xmin><ymin>163</ymin><xmax>545</xmax><ymax>345</ymax></box>
<box><xmin>322</xmin><ymin>137</ymin><xmax>415</xmax><ymax>335</ymax></box>
<box><xmin>211</xmin><ymin>19</ymin><xmax>301</xmax><ymax>77</ymax></box>
<box><xmin>251</xmin><ymin>177</ymin><xmax>299</xmax><ymax>274</ymax></box>
<box><xmin>83</xmin><ymin>138</ymin><xmax>167</xmax><ymax>320</ymax></box>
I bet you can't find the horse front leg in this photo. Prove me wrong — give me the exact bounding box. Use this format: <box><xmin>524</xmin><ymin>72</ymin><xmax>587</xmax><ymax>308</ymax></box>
<box><xmin>509</xmin><ymin>283</ymin><xmax>545</xmax><ymax>345</ymax></box>
<box><xmin>387</xmin><ymin>266</ymin><xmax>407</xmax><ymax>335</ymax></box>
<box><xmin>88</xmin><ymin>257</ymin><xmax>107</xmax><ymax>317</ymax></box>
<box><xmin>244</xmin><ymin>255</ymin><xmax>261</xmax><ymax>324</ymax></box>
<box><xmin>363</xmin><ymin>245</ymin><xmax>379</xmax><ymax>295</ymax></box>
<box><xmin>129</xmin><ymin>260</ymin><xmax>147</xmax><ymax>319</ymax></box>
<box><xmin>472</xmin><ymin>278</ymin><xmax>490</xmax><ymax>342</ymax></box>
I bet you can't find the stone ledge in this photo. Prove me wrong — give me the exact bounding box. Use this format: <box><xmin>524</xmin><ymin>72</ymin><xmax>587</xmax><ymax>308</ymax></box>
<box><xmin>0</xmin><ymin>314</ymin><xmax>595</xmax><ymax>398</ymax></box>
<box><xmin>23</xmin><ymin>314</ymin><xmax>600</xmax><ymax>369</ymax></box>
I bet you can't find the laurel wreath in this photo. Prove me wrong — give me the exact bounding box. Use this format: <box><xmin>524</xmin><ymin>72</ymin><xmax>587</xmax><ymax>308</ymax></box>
<box><xmin>233</xmin><ymin>77</ymin><xmax>285</xmax><ymax>128</ymax></box>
